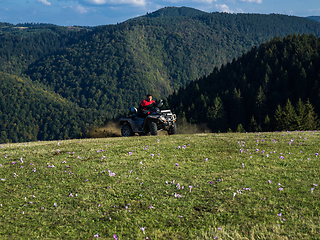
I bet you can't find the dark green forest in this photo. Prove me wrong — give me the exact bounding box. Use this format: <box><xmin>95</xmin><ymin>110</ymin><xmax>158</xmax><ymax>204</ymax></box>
<box><xmin>0</xmin><ymin>72</ymin><xmax>103</xmax><ymax>143</ymax></box>
<box><xmin>25</xmin><ymin>9</ymin><xmax>320</xmax><ymax>116</ymax></box>
<box><xmin>167</xmin><ymin>34</ymin><xmax>320</xmax><ymax>132</ymax></box>
<box><xmin>1</xmin><ymin>7</ymin><xmax>320</xmax><ymax>142</ymax></box>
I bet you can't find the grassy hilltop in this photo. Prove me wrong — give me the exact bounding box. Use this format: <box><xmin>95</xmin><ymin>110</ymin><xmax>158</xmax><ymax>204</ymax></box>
<box><xmin>1</xmin><ymin>131</ymin><xmax>320</xmax><ymax>239</ymax></box>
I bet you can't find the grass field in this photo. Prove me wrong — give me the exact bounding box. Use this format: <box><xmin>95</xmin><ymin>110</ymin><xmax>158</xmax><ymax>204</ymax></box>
<box><xmin>1</xmin><ymin>131</ymin><xmax>320</xmax><ymax>239</ymax></box>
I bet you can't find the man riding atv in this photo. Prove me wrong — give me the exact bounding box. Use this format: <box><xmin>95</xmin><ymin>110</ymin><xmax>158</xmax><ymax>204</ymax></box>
<box><xmin>119</xmin><ymin>94</ymin><xmax>177</xmax><ymax>136</ymax></box>
<box><xmin>139</xmin><ymin>94</ymin><xmax>155</xmax><ymax>118</ymax></box>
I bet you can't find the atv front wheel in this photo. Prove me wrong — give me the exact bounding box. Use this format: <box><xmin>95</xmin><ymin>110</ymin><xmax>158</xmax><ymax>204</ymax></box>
<box><xmin>168</xmin><ymin>123</ymin><xmax>177</xmax><ymax>135</ymax></box>
<box><xmin>149</xmin><ymin>121</ymin><xmax>158</xmax><ymax>136</ymax></box>
<box><xmin>121</xmin><ymin>124</ymin><xmax>133</xmax><ymax>137</ymax></box>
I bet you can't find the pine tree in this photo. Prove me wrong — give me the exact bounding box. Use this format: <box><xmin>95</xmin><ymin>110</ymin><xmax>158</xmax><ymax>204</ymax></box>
<box><xmin>295</xmin><ymin>98</ymin><xmax>307</xmax><ymax>130</ymax></box>
<box><xmin>283</xmin><ymin>99</ymin><xmax>298</xmax><ymax>131</ymax></box>
<box><xmin>207</xmin><ymin>96</ymin><xmax>227</xmax><ymax>132</ymax></box>
<box><xmin>248</xmin><ymin>115</ymin><xmax>259</xmax><ymax>132</ymax></box>
<box><xmin>304</xmin><ymin>99</ymin><xmax>318</xmax><ymax>130</ymax></box>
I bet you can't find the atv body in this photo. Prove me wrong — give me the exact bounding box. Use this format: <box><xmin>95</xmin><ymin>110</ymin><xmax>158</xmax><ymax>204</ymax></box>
<box><xmin>119</xmin><ymin>100</ymin><xmax>177</xmax><ymax>136</ymax></box>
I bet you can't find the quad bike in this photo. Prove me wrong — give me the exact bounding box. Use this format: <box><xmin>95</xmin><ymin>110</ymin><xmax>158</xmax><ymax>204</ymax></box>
<box><xmin>119</xmin><ymin>100</ymin><xmax>177</xmax><ymax>136</ymax></box>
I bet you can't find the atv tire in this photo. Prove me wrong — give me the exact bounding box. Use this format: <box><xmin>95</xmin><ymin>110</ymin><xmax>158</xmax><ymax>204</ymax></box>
<box><xmin>149</xmin><ymin>121</ymin><xmax>158</xmax><ymax>136</ymax></box>
<box><xmin>168</xmin><ymin>123</ymin><xmax>177</xmax><ymax>135</ymax></box>
<box><xmin>121</xmin><ymin>124</ymin><xmax>133</xmax><ymax>137</ymax></box>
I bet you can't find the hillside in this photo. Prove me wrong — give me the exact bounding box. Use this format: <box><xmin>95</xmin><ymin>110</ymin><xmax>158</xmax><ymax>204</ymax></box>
<box><xmin>307</xmin><ymin>16</ymin><xmax>320</xmax><ymax>23</ymax></box>
<box><xmin>0</xmin><ymin>23</ymin><xmax>89</xmax><ymax>74</ymax></box>
<box><xmin>24</xmin><ymin>9</ymin><xmax>320</xmax><ymax>117</ymax></box>
<box><xmin>0</xmin><ymin>72</ymin><xmax>104</xmax><ymax>143</ymax></box>
<box><xmin>167</xmin><ymin>34</ymin><xmax>320</xmax><ymax>133</ymax></box>
<box><xmin>1</xmin><ymin>7</ymin><xmax>320</xmax><ymax>142</ymax></box>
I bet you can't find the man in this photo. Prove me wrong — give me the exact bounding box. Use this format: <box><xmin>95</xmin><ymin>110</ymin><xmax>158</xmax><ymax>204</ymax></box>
<box><xmin>139</xmin><ymin>94</ymin><xmax>155</xmax><ymax>118</ymax></box>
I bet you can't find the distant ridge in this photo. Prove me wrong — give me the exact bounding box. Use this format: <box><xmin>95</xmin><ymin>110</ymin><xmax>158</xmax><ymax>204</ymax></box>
<box><xmin>128</xmin><ymin>6</ymin><xmax>208</xmax><ymax>21</ymax></box>
<box><xmin>306</xmin><ymin>16</ymin><xmax>320</xmax><ymax>22</ymax></box>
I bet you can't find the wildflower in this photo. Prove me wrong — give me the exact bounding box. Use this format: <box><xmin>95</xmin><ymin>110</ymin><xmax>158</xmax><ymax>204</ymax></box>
<box><xmin>129</xmin><ymin>152</ymin><xmax>133</xmax><ymax>155</ymax></box>
<box><xmin>94</xmin><ymin>233</ymin><xmax>99</xmax><ymax>238</ymax></box>
<box><xmin>205</xmin><ymin>158</ymin><xmax>209</xmax><ymax>161</ymax></box>
<box><xmin>241</xmin><ymin>163</ymin><xmax>244</xmax><ymax>168</ymax></box>
<box><xmin>148</xmin><ymin>205</ymin><xmax>154</xmax><ymax>209</ymax></box>
<box><xmin>174</xmin><ymin>193</ymin><xmax>182</xmax><ymax>198</ymax></box>
<box><xmin>178</xmin><ymin>215</ymin><xmax>183</xmax><ymax>218</ymax></box>
<box><xmin>54</xmin><ymin>203</ymin><xmax>57</xmax><ymax>207</ymax></box>
<box><xmin>113</xmin><ymin>235</ymin><xmax>118</xmax><ymax>240</ymax></box>
<box><xmin>278</xmin><ymin>188</ymin><xmax>283</xmax><ymax>191</ymax></box>
<box><xmin>141</xmin><ymin>227</ymin><xmax>145</xmax><ymax>234</ymax></box>
<box><xmin>151</xmin><ymin>154</ymin><xmax>154</xmax><ymax>157</ymax></box>
<box><xmin>268</xmin><ymin>180</ymin><xmax>272</xmax><ymax>184</ymax></box>
<box><xmin>277</xmin><ymin>212</ymin><xmax>282</xmax><ymax>217</ymax></box>
<box><xmin>189</xmin><ymin>185</ymin><xmax>192</xmax><ymax>192</ymax></box>
<box><xmin>311</xmin><ymin>188</ymin><xmax>314</xmax><ymax>193</ymax></box>
<box><xmin>20</xmin><ymin>158</ymin><xmax>23</xmax><ymax>163</ymax></box>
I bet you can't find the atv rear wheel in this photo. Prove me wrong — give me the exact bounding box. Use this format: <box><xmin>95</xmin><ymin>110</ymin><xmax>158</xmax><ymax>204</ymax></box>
<box><xmin>149</xmin><ymin>121</ymin><xmax>158</xmax><ymax>136</ymax></box>
<box><xmin>121</xmin><ymin>124</ymin><xmax>133</xmax><ymax>137</ymax></box>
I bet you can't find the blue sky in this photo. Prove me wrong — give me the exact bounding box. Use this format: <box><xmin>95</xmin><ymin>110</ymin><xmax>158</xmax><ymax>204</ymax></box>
<box><xmin>0</xmin><ymin>0</ymin><xmax>319</xmax><ymax>26</ymax></box>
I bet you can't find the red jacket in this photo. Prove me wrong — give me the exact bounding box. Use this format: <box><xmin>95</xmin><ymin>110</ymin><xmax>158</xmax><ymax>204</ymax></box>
<box><xmin>140</xmin><ymin>99</ymin><xmax>155</xmax><ymax>111</ymax></box>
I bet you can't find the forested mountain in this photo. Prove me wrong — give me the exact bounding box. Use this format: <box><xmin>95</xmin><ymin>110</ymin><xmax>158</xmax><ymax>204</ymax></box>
<box><xmin>1</xmin><ymin>7</ymin><xmax>320</xmax><ymax>142</ymax></box>
<box><xmin>307</xmin><ymin>16</ymin><xmax>320</xmax><ymax>23</ymax></box>
<box><xmin>0</xmin><ymin>72</ymin><xmax>103</xmax><ymax>143</ymax></box>
<box><xmin>0</xmin><ymin>23</ymin><xmax>89</xmax><ymax>74</ymax></box>
<box><xmin>167</xmin><ymin>34</ymin><xmax>320</xmax><ymax>132</ymax></box>
<box><xmin>24</xmin><ymin>9</ymin><xmax>320</xmax><ymax>117</ymax></box>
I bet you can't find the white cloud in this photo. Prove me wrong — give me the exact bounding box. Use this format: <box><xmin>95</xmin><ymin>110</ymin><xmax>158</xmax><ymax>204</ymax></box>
<box><xmin>239</xmin><ymin>0</ymin><xmax>262</xmax><ymax>4</ymax></box>
<box><xmin>83</xmin><ymin>0</ymin><xmax>147</xmax><ymax>6</ymax></box>
<box><xmin>215</xmin><ymin>4</ymin><xmax>234</xmax><ymax>13</ymax></box>
<box><xmin>192</xmin><ymin>0</ymin><xmax>217</xmax><ymax>3</ymax></box>
<box><xmin>38</xmin><ymin>0</ymin><xmax>52</xmax><ymax>6</ymax></box>
<box><xmin>76</xmin><ymin>5</ymin><xmax>88</xmax><ymax>13</ymax></box>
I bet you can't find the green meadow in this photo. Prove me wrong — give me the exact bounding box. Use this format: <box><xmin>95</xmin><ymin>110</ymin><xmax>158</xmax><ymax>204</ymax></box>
<box><xmin>0</xmin><ymin>131</ymin><xmax>319</xmax><ymax>239</ymax></box>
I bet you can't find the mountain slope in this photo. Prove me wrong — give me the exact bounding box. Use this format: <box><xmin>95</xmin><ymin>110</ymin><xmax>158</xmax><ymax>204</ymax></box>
<box><xmin>0</xmin><ymin>24</ymin><xmax>89</xmax><ymax>74</ymax></box>
<box><xmin>306</xmin><ymin>16</ymin><xmax>320</xmax><ymax>23</ymax></box>
<box><xmin>0</xmin><ymin>72</ymin><xmax>103</xmax><ymax>143</ymax></box>
<box><xmin>25</xmin><ymin>9</ymin><xmax>320</xmax><ymax>118</ymax></box>
<box><xmin>167</xmin><ymin>34</ymin><xmax>320</xmax><ymax>132</ymax></box>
